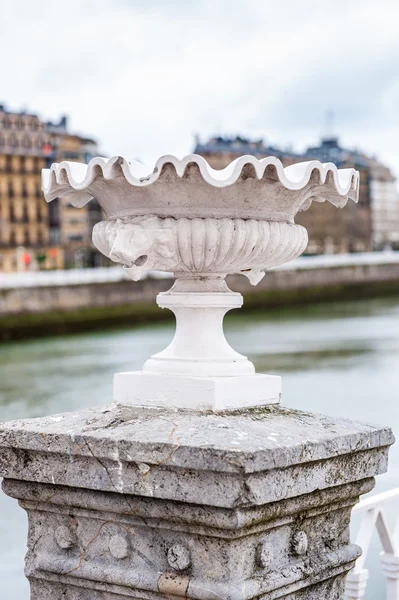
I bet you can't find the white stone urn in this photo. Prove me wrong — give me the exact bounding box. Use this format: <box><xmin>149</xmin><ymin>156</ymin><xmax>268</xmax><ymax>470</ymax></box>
<box><xmin>42</xmin><ymin>154</ymin><xmax>359</xmax><ymax>410</ymax></box>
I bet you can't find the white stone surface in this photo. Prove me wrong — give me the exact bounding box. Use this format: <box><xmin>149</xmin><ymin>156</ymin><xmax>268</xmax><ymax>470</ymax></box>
<box><xmin>144</xmin><ymin>279</ymin><xmax>253</xmax><ymax>378</ymax></box>
<box><xmin>113</xmin><ymin>371</ymin><xmax>281</xmax><ymax>411</ymax></box>
<box><xmin>42</xmin><ymin>154</ymin><xmax>359</xmax><ymax>220</ymax></box>
<box><xmin>92</xmin><ymin>216</ymin><xmax>307</xmax><ymax>283</ymax></box>
<box><xmin>41</xmin><ymin>153</ymin><xmax>360</xmax><ymax>411</ymax></box>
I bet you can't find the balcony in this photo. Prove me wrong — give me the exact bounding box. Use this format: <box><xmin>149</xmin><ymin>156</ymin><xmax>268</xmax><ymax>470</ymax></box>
<box><xmin>0</xmin><ymin>145</ymin><xmax>56</xmax><ymax>159</ymax></box>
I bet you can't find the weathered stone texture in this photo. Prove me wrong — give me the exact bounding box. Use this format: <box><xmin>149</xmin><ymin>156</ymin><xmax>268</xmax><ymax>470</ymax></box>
<box><xmin>0</xmin><ymin>404</ymin><xmax>394</xmax><ymax>599</ymax></box>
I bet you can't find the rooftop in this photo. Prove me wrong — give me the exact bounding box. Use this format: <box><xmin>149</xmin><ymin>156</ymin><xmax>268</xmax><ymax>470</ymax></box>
<box><xmin>194</xmin><ymin>135</ymin><xmax>299</xmax><ymax>159</ymax></box>
<box><xmin>0</xmin><ymin>103</ymin><xmax>98</xmax><ymax>156</ymax></box>
<box><xmin>0</xmin><ymin>103</ymin><xmax>68</xmax><ymax>132</ymax></box>
<box><xmin>194</xmin><ymin>134</ymin><xmax>396</xmax><ymax>181</ymax></box>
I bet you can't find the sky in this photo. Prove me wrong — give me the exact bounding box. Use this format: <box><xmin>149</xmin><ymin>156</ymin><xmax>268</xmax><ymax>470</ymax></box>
<box><xmin>1</xmin><ymin>0</ymin><xmax>398</xmax><ymax>175</ymax></box>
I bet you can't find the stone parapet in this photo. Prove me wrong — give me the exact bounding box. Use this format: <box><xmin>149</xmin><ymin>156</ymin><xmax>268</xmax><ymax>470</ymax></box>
<box><xmin>0</xmin><ymin>404</ymin><xmax>393</xmax><ymax>599</ymax></box>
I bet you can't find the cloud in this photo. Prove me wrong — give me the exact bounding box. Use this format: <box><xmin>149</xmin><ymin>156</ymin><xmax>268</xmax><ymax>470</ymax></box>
<box><xmin>1</xmin><ymin>0</ymin><xmax>398</xmax><ymax>175</ymax></box>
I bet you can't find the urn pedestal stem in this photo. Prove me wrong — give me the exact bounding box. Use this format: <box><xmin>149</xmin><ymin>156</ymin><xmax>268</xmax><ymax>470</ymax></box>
<box><xmin>114</xmin><ymin>270</ymin><xmax>282</xmax><ymax>411</ymax></box>
<box><xmin>143</xmin><ymin>275</ymin><xmax>254</xmax><ymax>377</ymax></box>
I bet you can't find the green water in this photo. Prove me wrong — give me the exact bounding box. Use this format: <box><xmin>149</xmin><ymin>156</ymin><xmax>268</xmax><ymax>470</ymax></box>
<box><xmin>1</xmin><ymin>296</ymin><xmax>399</xmax><ymax>599</ymax></box>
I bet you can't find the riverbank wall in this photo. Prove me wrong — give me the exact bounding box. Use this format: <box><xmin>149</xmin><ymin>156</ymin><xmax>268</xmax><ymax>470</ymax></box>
<box><xmin>1</xmin><ymin>253</ymin><xmax>399</xmax><ymax>341</ymax></box>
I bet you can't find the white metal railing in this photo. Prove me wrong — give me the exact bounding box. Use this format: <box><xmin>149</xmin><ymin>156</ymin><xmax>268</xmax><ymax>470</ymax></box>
<box><xmin>0</xmin><ymin>251</ymin><xmax>398</xmax><ymax>289</ymax></box>
<box><xmin>346</xmin><ymin>487</ymin><xmax>399</xmax><ymax>599</ymax></box>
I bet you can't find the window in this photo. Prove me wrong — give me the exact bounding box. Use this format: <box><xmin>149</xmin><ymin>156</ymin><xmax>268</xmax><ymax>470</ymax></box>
<box><xmin>37</xmin><ymin>229</ymin><xmax>43</xmax><ymax>245</ymax></box>
<box><xmin>24</xmin><ymin>229</ymin><xmax>30</xmax><ymax>245</ymax></box>
<box><xmin>35</xmin><ymin>186</ymin><xmax>42</xmax><ymax>199</ymax></box>
<box><xmin>37</xmin><ymin>202</ymin><xmax>46</xmax><ymax>222</ymax></box>
<box><xmin>9</xmin><ymin>134</ymin><xmax>17</xmax><ymax>149</ymax></box>
<box><xmin>48</xmin><ymin>198</ymin><xmax>60</xmax><ymax>227</ymax></box>
<box><xmin>49</xmin><ymin>228</ymin><xmax>60</xmax><ymax>245</ymax></box>
<box><xmin>22</xmin><ymin>184</ymin><xmax>28</xmax><ymax>198</ymax></box>
<box><xmin>8</xmin><ymin>181</ymin><xmax>14</xmax><ymax>198</ymax></box>
<box><xmin>9</xmin><ymin>202</ymin><xmax>15</xmax><ymax>222</ymax></box>
<box><xmin>22</xmin><ymin>203</ymin><xmax>29</xmax><ymax>223</ymax></box>
<box><xmin>9</xmin><ymin>230</ymin><xmax>16</xmax><ymax>245</ymax></box>
<box><xmin>11</xmin><ymin>254</ymin><xmax>18</xmax><ymax>269</ymax></box>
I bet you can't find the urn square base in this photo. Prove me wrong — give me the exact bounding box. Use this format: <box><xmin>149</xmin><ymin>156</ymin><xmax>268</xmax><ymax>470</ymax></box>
<box><xmin>113</xmin><ymin>371</ymin><xmax>281</xmax><ymax>410</ymax></box>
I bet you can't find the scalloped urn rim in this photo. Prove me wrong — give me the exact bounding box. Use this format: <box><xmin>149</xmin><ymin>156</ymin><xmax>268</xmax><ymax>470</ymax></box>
<box><xmin>41</xmin><ymin>154</ymin><xmax>359</xmax><ymax>223</ymax></box>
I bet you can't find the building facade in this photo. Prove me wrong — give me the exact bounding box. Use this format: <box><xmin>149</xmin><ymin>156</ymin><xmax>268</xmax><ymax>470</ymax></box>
<box><xmin>53</xmin><ymin>131</ymin><xmax>103</xmax><ymax>268</ymax></box>
<box><xmin>194</xmin><ymin>135</ymin><xmax>399</xmax><ymax>254</ymax></box>
<box><xmin>0</xmin><ymin>104</ymin><xmax>103</xmax><ymax>272</ymax></box>
<box><xmin>367</xmin><ymin>159</ymin><xmax>399</xmax><ymax>250</ymax></box>
<box><xmin>300</xmin><ymin>138</ymin><xmax>399</xmax><ymax>253</ymax></box>
<box><xmin>298</xmin><ymin>138</ymin><xmax>372</xmax><ymax>254</ymax></box>
<box><xmin>194</xmin><ymin>135</ymin><xmax>298</xmax><ymax>169</ymax></box>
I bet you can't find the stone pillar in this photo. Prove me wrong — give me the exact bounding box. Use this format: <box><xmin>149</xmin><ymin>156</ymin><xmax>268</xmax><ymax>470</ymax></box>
<box><xmin>0</xmin><ymin>403</ymin><xmax>393</xmax><ymax>600</ymax></box>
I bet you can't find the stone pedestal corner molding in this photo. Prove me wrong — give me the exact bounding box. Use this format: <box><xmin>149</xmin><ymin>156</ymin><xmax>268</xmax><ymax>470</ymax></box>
<box><xmin>0</xmin><ymin>405</ymin><xmax>394</xmax><ymax>600</ymax></box>
<box><xmin>42</xmin><ymin>154</ymin><xmax>359</xmax><ymax>411</ymax></box>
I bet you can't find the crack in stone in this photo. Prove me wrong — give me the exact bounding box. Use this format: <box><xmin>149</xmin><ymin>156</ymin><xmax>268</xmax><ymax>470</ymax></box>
<box><xmin>83</xmin><ymin>440</ymin><xmax>120</xmax><ymax>494</ymax></box>
<box><xmin>30</xmin><ymin>531</ymin><xmax>44</xmax><ymax>555</ymax></box>
<box><xmin>151</xmin><ymin>443</ymin><xmax>181</xmax><ymax>470</ymax></box>
<box><xmin>139</xmin><ymin>424</ymin><xmax>181</xmax><ymax>478</ymax></box>
<box><xmin>65</xmin><ymin>517</ymin><xmax>118</xmax><ymax>575</ymax></box>
<box><xmin>168</xmin><ymin>424</ymin><xmax>178</xmax><ymax>441</ymax></box>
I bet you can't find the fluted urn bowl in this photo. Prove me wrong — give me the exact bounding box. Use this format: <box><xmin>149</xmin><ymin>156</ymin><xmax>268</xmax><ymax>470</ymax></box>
<box><xmin>42</xmin><ymin>154</ymin><xmax>360</xmax><ymax>410</ymax></box>
<box><xmin>43</xmin><ymin>154</ymin><xmax>359</xmax><ymax>283</ymax></box>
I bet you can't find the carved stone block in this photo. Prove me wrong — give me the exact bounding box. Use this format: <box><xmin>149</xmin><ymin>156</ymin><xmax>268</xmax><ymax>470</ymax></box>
<box><xmin>0</xmin><ymin>404</ymin><xmax>393</xmax><ymax>599</ymax></box>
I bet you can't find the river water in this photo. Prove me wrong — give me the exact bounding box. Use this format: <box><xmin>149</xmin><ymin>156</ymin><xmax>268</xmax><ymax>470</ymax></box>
<box><xmin>1</xmin><ymin>296</ymin><xmax>399</xmax><ymax>599</ymax></box>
